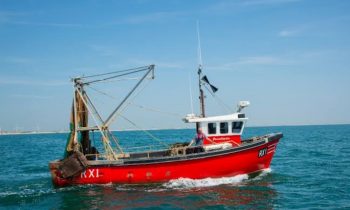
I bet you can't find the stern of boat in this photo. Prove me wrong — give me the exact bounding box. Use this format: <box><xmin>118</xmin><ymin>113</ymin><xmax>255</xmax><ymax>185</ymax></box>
<box><xmin>49</xmin><ymin>160</ymin><xmax>63</xmax><ymax>187</ymax></box>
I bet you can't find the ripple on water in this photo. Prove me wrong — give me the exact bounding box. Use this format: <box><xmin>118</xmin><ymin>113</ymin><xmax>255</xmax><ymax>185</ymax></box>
<box><xmin>1</xmin><ymin>125</ymin><xmax>350</xmax><ymax>209</ymax></box>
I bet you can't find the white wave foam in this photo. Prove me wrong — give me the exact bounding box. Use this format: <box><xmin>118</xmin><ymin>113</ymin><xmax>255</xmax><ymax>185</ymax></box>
<box><xmin>164</xmin><ymin>174</ymin><xmax>249</xmax><ymax>189</ymax></box>
<box><xmin>0</xmin><ymin>188</ymin><xmax>56</xmax><ymax>198</ymax></box>
<box><xmin>0</xmin><ymin>191</ymin><xmax>17</xmax><ymax>197</ymax></box>
<box><xmin>261</xmin><ymin>168</ymin><xmax>272</xmax><ymax>174</ymax></box>
<box><xmin>251</xmin><ymin>168</ymin><xmax>272</xmax><ymax>181</ymax></box>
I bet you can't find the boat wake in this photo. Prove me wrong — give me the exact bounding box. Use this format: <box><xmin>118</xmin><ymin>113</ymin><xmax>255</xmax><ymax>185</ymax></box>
<box><xmin>164</xmin><ymin>169</ymin><xmax>272</xmax><ymax>189</ymax></box>
<box><xmin>254</xmin><ymin>168</ymin><xmax>272</xmax><ymax>179</ymax></box>
<box><xmin>163</xmin><ymin>174</ymin><xmax>248</xmax><ymax>189</ymax></box>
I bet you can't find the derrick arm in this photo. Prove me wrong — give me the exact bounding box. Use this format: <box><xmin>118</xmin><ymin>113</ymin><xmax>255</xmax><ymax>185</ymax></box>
<box><xmin>103</xmin><ymin>64</ymin><xmax>155</xmax><ymax>127</ymax></box>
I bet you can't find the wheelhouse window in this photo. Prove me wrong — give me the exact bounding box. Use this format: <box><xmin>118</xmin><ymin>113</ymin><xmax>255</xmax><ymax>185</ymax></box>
<box><xmin>220</xmin><ymin>122</ymin><xmax>228</xmax><ymax>134</ymax></box>
<box><xmin>232</xmin><ymin>121</ymin><xmax>243</xmax><ymax>133</ymax></box>
<box><xmin>208</xmin><ymin>123</ymin><xmax>217</xmax><ymax>134</ymax></box>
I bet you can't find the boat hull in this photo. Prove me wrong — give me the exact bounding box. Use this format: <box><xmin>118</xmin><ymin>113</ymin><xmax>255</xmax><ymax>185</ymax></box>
<box><xmin>49</xmin><ymin>134</ymin><xmax>281</xmax><ymax>187</ymax></box>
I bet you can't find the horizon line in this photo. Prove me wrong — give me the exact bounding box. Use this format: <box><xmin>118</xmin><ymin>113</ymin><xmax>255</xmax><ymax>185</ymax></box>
<box><xmin>1</xmin><ymin>123</ymin><xmax>349</xmax><ymax>136</ymax></box>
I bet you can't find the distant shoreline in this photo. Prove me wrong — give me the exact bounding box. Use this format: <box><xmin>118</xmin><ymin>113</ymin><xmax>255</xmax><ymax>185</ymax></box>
<box><xmin>0</xmin><ymin>131</ymin><xmax>69</xmax><ymax>136</ymax></box>
<box><xmin>1</xmin><ymin>123</ymin><xmax>349</xmax><ymax>136</ymax></box>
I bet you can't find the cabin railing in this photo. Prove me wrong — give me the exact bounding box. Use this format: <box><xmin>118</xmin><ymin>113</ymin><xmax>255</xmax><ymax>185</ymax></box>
<box><xmin>84</xmin><ymin>143</ymin><xmax>200</xmax><ymax>160</ymax></box>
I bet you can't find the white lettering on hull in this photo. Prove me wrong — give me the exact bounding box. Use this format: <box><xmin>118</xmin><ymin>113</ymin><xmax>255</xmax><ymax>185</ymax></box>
<box><xmin>81</xmin><ymin>169</ymin><xmax>100</xmax><ymax>178</ymax></box>
<box><xmin>212</xmin><ymin>137</ymin><xmax>231</xmax><ymax>141</ymax></box>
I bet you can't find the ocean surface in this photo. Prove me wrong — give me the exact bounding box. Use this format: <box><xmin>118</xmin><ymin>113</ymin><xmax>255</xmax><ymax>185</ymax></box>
<box><xmin>0</xmin><ymin>124</ymin><xmax>349</xmax><ymax>209</ymax></box>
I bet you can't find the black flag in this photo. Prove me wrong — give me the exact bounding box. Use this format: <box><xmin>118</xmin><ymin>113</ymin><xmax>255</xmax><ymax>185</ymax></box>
<box><xmin>201</xmin><ymin>75</ymin><xmax>218</xmax><ymax>93</ymax></box>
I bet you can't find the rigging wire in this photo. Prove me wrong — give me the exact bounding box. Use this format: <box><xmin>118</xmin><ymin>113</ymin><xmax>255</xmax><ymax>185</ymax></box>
<box><xmin>204</xmin><ymin>85</ymin><xmax>234</xmax><ymax>114</ymax></box>
<box><xmin>106</xmin><ymin>78</ymin><xmax>152</xmax><ymax>126</ymax></box>
<box><xmin>93</xmin><ymin>77</ymin><xmax>153</xmax><ymax>84</ymax></box>
<box><xmin>129</xmin><ymin>103</ymin><xmax>183</xmax><ymax>118</ymax></box>
<box><xmin>85</xmin><ymin>78</ymin><xmax>153</xmax><ymax>120</ymax></box>
<box><xmin>85</xmin><ymin>79</ymin><xmax>158</xmax><ymax>151</ymax></box>
<box><xmin>118</xmin><ymin>114</ymin><xmax>169</xmax><ymax>147</ymax></box>
<box><xmin>87</xmin><ymin>84</ymin><xmax>184</xmax><ymax>118</ymax></box>
<box><xmin>83</xmin><ymin>68</ymin><xmax>150</xmax><ymax>85</ymax></box>
<box><xmin>102</xmin><ymin>66</ymin><xmax>155</xmax><ymax>128</ymax></box>
<box><xmin>79</xmin><ymin>65</ymin><xmax>151</xmax><ymax>79</ymax></box>
<box><xmin>85</xmin><ymin>73</ymin><xmax>154</xmax><ymax>119</ymax></box>
<box><xmin>107</xmin><ymin>130</ymin><xmax>124</xmax><ymax>154</ymax></box>
<box><xmin>86</xmin><ymin>85</ymin><xmax>118</xmax><ymax>100</ymax></box>
<box><xmin>188</xmin><ymin>73</ymin><xmax>194</xmax><ymax>114</ymax></box>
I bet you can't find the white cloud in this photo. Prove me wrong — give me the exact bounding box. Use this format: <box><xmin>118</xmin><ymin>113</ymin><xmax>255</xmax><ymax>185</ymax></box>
<box><xmin>206</xmin><ymin>55</ymin><xmax>295</xmax><ymax>71</ymax></box>
<box><xmin>0</xmin><ymin>56</ymin><xmax>34</xmax><ymax>64</ymax></box>
<box><xmin>155</xmin><ymin>62</ymin><xmax>184</xmax><ymax>69</ymax></box>
<box><xmin>241</xmin><ymin>0</ymin><xmax>302</xmax><ymax>6</ymax></box>
<box><xmin>89</xmin><ymin>45</ymin><xmax>117</xmax><ymax>57</ymax></box>
<box><xmin>206</xmin><ymin>0</ymin><xmax>302</xmax><ymax>13</ymax></box>
<box><xmin>236</xmin><ymin>56</ymin><xmax>284</xmax><ymax>65</ymax></box>
<box><xmin>2</xmin><ymin>20</ymin><xmax>85</xmax><ymax>27</ymax></box>
<box><xmin>109</xmin><ymin>11</ymin><xmax>185</xmax><ymax>25</ymax></box>
<box><xmin>125</xmin><ymin>12</ymin><xmax>176</xmax><ymax>24</ymax></box>
<box><xmin>278</xmin><ymin>29</ymin><xmax>300</xmax><ymax>37</ymax></box>
<box><xmin>0</xmin><ymin>10</ymin><xmax>85</xmax><ymax>27</ymax></box>
<box><xmin>0</xmin><ymin>11</ymin><xmax>26</xmax><ymax>22</ymax></box>
<box><xmin>111</xmin><ymin>58</ymin><xmax>185</xmax><ymax>69</ymax></box>
<box><xmin>10</xmin><ymin>94</ymin><xmax>52</xmax><ymax>99</ymax></box>
<box><xmin>206</xmin><ymin>49</ymin><xmax>340</xmax><ymax>71</ymax></box>
<box><xmin>0</xmin><ymin>77</ymin><xmax>69</xmax><ymax>86</ymax></box>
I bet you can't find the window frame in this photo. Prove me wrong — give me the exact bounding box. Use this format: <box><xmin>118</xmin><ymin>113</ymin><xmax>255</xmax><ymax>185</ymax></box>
<box><xmin>220</xmin><ymin>122</ymin><xmax>229</xmax><ymax>134</ymax></box>
<box><xmin>207</xmin><ymin>122</ymin><xmax>217</xmax><ymax>135</ymax></box>
<box><xmin>232</xmin><ymin>121</ymin><xmax>243</xmax><ymax>133</ymax></box>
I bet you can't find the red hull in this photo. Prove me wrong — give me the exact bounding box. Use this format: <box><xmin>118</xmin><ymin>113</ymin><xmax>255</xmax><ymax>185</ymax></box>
<box><xmin>49</xmin><ymin>136</ymin><xmax>280</xmax><ymax>187</ymax></box>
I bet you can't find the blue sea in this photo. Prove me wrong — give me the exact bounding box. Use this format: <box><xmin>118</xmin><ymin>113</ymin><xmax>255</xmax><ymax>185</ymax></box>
<box><xmin>0</xmin><ymin>125</ymin><xmax>349</xmax><ymax>209</ymax></box>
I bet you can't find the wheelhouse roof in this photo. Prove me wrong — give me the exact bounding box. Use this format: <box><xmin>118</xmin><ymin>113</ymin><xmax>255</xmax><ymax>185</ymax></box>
<box><xmin>184</xmin><ymin>113</ymin><xmax>248</xmax><ymax>123</ymax></box>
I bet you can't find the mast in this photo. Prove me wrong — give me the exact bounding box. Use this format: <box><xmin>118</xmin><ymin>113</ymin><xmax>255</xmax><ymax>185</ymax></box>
<box><xmin>198</xmin><ymin>66</ymin><xmax>205</xmax><ymax>117</ymax></box>
<box><xmin>197</xmin><ymin>21</ymin><xmax>205</xmax><ymax>118</ymax></box>
<box><xmin>79</xmin><ymin>88</ymin><xmax>90</xmax><ymax>155</ymax></box>
<box><xmin>64</xmin><ymin>65</ymin><xmax>155</xmax><ymax>160</ymax></box>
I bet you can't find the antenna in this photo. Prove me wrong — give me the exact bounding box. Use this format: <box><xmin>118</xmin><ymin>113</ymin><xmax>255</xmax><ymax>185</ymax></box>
<box><xmin>197</xmin><ymin>21</ymin><xmax>203</xmax><ymax>68</ymax></box>
<box><xmin>188</xmin><ymin>73</ymin><xmax>194</xmax><ymax>114</ymax></box>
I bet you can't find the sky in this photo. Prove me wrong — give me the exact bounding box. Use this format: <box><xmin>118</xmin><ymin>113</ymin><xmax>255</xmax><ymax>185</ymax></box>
<box><xmin>0</xmin><ymin>0</ymin><xmax>349</xmax><ymax>131</ymax></box>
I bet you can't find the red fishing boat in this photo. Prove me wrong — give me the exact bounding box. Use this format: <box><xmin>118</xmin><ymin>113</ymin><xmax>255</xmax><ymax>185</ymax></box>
<box><xmin>49</xmin><ymin>63</ymin><xmax>282</xmax><ymax>187</ymax></box>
